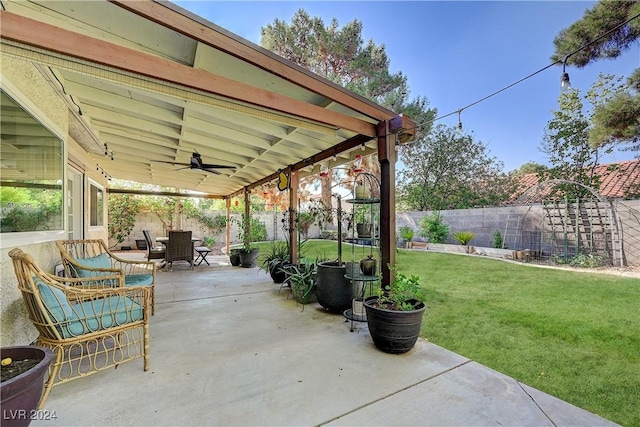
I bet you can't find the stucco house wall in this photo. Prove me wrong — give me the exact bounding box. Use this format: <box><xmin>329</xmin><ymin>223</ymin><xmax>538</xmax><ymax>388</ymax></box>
<box><xmin>1</xmin><ymin>56</ymin><xmax>110</xmax><ymax>346</ymax></box>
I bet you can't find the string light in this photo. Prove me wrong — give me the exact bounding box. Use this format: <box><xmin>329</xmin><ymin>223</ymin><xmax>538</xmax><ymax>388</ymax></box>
<box><xmin>392</xmin><ymin>11</ymin><xmax>640</xmax><ymax>139</ymax></box>
<box><xmin>96</xmin><ymin>164</ymin><xmax>111</xmax><ymax>180</ymax></box>
<box><xmin>561</xmin><ymin>58</ymin><xmax>571</xmax><ymax>90</ymax></box>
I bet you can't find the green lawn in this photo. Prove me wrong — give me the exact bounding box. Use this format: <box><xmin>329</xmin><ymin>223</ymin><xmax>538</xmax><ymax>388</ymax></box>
<box><xmin>255</xmin><ymin>240</ymin><xmax>640</xmax><ymax>425</ymax></box>
<box><xmin>398</xmin><ymin>250</ymin><xmax>640</xmax><ymax>427</ymax></box>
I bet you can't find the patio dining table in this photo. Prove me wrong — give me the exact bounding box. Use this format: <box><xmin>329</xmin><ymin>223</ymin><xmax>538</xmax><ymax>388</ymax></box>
<box><xmin>156</xmin><ymin>235</ymin><xmax>210</xmax><ymax>267</ymax></box>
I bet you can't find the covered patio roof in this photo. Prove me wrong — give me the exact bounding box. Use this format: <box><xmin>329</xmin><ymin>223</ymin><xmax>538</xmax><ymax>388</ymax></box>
<box><xmin>0</xmin><ymin>0</ymin><xmax>414</xmax><ymax>197</ymax></box>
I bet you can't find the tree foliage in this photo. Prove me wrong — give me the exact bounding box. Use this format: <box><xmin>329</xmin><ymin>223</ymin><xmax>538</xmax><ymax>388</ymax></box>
<box><xmin>261</xmin><ymin>10</ymin><xmax>436</xmax><ymax>208</ymax></box>
<box><xmin>261</xmin><ymin>9</ymin><xmax>406</xmax><ymax>105</ymax></box>
<box><xmin>397</xmin><ymin>125</ymin><xmax>516</xmax><ymax>210</ymax></box>
<box><xmin>540</xmin><ymin>74</ymin><xmax>620</xmax><ymax>194</ymax></box>
<box><xmin>107</xmin><ymin>194</ymin><xmax>141</xmax><ymax>247</ymax></box>
<box><xmin>552</xmin><ymin>0</ymin><xmax>640</xmax><ymax>154</ymax></box>
<box><xmin>551</xmin><ymin>1</ymin><xmax>640</xmax><ymax>67</ymax></box>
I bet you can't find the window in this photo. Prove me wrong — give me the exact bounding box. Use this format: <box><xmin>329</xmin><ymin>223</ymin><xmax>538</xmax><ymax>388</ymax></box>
<box><xmin>89</xmin><ymin>181</ymin><xmax>104</xmax><ymax>227</ymax></box>
<box><xmin>0</xmin><ymin>90</ymin><xmax>64</xmax><ymax>234</ymax></box>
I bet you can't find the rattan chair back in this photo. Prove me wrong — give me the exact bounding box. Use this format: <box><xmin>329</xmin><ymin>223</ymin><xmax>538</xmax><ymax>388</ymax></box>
<box><xmin>8</xmin><ymin>248</ymin><xmax>150</xmax><ymax>409</ymax></box>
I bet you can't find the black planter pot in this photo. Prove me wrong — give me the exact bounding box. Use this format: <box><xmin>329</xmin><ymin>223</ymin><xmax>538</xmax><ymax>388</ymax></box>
<box><xmin>239</xmin><ymin>248</ymin><xmax>260</xmax><ymax>268</ymax></box>
<box><xmin>1</xmin><ymin>346</ymin><xmax>54</xmax><ymax>427</ymax></box>
<box><xmin>269</xmin><ymin>262</ymin><xmax>289</xmax><ymax>284</ymax></box>
<box><xmin>316</xmin><ymin>261</ymin><xmax>352</xmax><ymax>312</ymax></box>
<box><xmin>356</xmin><ymin>223</ymin><xmax>372</xmax><ymax>238</ymax></box>
<box><xmin>363</xmin><ymin>296</ymin><xmax>426</xmax><ymax>354</ymax></box>
<box><xmin>229</xmin><ymin>251</ymin><xmax>241</xmax><ymax>266</ymax></box>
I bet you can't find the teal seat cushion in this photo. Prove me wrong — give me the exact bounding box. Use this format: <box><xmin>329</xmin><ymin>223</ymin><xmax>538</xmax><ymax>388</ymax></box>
<box><xmin>125</xmin><ymin>274</ymin><xmax>153</xmax><ymax>286</ymax></box>
<box><xmin>72</xmin><ymin>253</ymin><xmax>111</xmax><ymax>278</ymax></box>
<box><xmin>65</xmin><ymin>296</ymin><xmax>144</xmax><ymax>338</ymax></box>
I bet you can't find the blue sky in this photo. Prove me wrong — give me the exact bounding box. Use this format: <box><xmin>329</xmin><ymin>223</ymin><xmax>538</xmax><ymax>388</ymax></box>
<box><xmin>175</xmin><ymin>1</ymin><xmax>639</xmax><ymax>172</ymax></box>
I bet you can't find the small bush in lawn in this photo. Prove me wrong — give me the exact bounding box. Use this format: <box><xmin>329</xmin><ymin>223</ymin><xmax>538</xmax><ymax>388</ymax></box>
<box><xmin>399</xmin><ymin>226</ymin><xmax>415</xmax><ymax>242</ymax></box>
<box><xmin>419</xmin><ymin>212</ymin><xmax>449</xmax><ymax>243</ymax></box>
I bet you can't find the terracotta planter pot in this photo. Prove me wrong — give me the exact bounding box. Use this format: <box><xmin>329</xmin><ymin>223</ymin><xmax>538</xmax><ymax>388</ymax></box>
<box><xmin>364</xmin><ymin>296</ymin><xmax>426</xmax><ymax>354</ymax></box>
<box><xmin>1</xmin><ymin>346</ymin><xmax>53</xmax><ymax>427</ymax></box>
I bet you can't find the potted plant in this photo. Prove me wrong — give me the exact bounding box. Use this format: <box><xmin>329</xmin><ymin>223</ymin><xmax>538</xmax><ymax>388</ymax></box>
<box><xmin>1</xmin><ymin>346</ymin><xmax>54</xmax><ymax>426</ymax></box>
<box><xmin>229</xmin><ymin>248</ymin><xmax>242</xmax><ymax>266</ymax></box>
<box><xmin>234</xmin><ymin>213</ymin><xmax>261</xmax><ymax>268</ymax></box>
<box><xmin>453</xmin><ymin>231</ymin><xmax>476</xmax><ymax>254</ymax></box>
<box><xmin>259</xmin><ymin>240</ymin><xmax>290</xmax><ymax>283</ymax></box>
<box><xmin>399</xmin><ymin>225</ymin><xmax>415</xmax><ymax>248</ymax></box>
<box><xmin>363</xmin><ymin>269</ymin><xmax>426</xmax><ymax>354</ymax></box>
<box><xmin>283</xmin><ymin>261</ymin><xmax>318</xmax><ymax>307</ymax></box>
<box><xmin>353</xmin><ymin>206</ymin><xmax>373</xmax><ymax>238</ymax></box>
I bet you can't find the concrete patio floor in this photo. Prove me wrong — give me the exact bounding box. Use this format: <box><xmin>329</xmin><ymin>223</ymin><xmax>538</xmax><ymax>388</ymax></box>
<box><xmin>32</xmin><ymin>252</ymin><xmax>618</xmax><ymax>427</ymax></box>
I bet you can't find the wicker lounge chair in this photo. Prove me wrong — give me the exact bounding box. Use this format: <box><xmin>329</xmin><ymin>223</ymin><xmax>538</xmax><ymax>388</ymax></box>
<box><xmin>142</xmin><ymin>230</ymin><xmax>166</xmax><ymax>261</ymax></box>
<box><xmin>165</xmin><ymin>230</ymin><xmax>194</xmax><ymax>270</ymax></box>
<box><xmin>8</xmin><ymin>248</ymin><xmax>150</xmax><ymax>409</ymax></box>
<box><xmin>55</xmin><ymin>239</ymin><xmax>156</xmax><ymax>314</ymax></box>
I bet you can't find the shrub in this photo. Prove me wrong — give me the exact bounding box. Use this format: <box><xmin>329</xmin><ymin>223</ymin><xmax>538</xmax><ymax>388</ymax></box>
<box><xmin>418</xmin><ymin>212</ymin><xmax>449</xmax><ymax>243</ymax></box>
<box><xmin>492</xmin><ymin>230</ymin><xmax>506</xmax><ymax>249</ymax></box>
<box><xmin>453</xmin><ymin>231</ymin><xmax>476</xmax><ymax>245</ymax></box>
<box><xmin>399</xmin><ymin>225</ymin><xmax>415</xmax><ymax>242</ymax></box>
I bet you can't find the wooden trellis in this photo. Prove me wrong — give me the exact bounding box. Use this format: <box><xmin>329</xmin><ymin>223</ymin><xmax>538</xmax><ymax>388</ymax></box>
<box><xmin>510</xmin><ymin>179</ymin><xmax>624</xmax><ymax>266</ymax></box>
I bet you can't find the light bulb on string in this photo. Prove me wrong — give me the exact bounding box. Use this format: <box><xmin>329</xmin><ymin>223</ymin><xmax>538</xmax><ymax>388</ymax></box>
<box><xmin>319</xmin><ymin>163</ymin><xmax>329</xmax><ymax>178</ymax></box>
<box><xmin>457</xmin><ymin>110</ymin><xmax>463</xmax><ymax>134</ymax></box>
<box><xmin>353</xmin><ymin>154</ymin><xmax>363</xmax><ymax>173</ymax></box>
<box><xmin>561</xmin><ymin>59</ymin><xmax>571</xmax><ymax>90</ymax></box>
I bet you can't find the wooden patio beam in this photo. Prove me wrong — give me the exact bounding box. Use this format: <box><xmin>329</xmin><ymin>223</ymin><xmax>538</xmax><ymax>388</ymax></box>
<box><xmin>0</xmin><ymin>11</ymin><xmax>376</xmax><ymax>137</ymax></box>
<box><xmin>111</xmin><ymin>0</ymin><xmax>396</xmax><ymax>122</ymax></box>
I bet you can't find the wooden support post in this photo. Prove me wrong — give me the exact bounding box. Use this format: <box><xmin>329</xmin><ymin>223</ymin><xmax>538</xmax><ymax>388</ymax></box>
<box><xmin>377</xmin><ymin>120</ymin><xmax>396</xmax><ymax>288</ymax></box>
<box><xmin>244</xmin><ymin>188</ymin><xmax>250</xmax><ymax>247</ymax></box>
<box><xmin>288</xmin><ymin>169</ymin><xmax>299</xmax><ymax>264</ymax></box>
<box><xmin>225</xmin><ymin>198</ymin><xmax>231</xmax><ymax>254</ymax></box>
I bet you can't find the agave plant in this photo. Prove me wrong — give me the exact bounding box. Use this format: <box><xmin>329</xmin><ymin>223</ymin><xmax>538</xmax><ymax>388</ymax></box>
<box><xmin>453</xmin><ymin>231</ymin><xmax>476</xmax><ymax>245</ymax></box>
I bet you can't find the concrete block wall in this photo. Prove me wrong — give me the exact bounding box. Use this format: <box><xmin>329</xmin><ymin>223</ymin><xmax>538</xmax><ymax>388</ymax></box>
<box><xmin>396</xmin><ymin>200</ymin><xmax>639</xmax><ymax>266</ymax></box>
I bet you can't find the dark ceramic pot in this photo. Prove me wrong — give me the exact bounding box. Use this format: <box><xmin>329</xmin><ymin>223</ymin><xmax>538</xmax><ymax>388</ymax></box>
<box><xmin>356</xmin><ymin>223</ymin><xmax>372</xmax><ymax>238</ymax></box>
<box><xmin>364</xmin><ymin>296</ymin><xmax>426</xmax><ymax>354</ymax></box>
<box><xmin>360</xmin><ymin>256</ymin><xmax>377</xmax><ymax>276</ymax></box>
<box><xmin>1</xmin><ymin>346</ymin><xmax>54</xmax><ymax>427</ymax></box>
<box><xmin>239</xmin><ymin>248</ymin><xmax>260</xmax><ymax>268</ymax></box>
<box><xmin>316</xmin><ymin>261</ymin><xmax>352</xmax><ymax>312</ymax></box>
<box><xmin>269</xmin><ymin>262</ymin><xmax>289</xmax><ymax>284</ymax></box>
<box><xmin>229</xmin><ymin>251</ymin><xmax>241</xmax><ymax>266</ymax></box>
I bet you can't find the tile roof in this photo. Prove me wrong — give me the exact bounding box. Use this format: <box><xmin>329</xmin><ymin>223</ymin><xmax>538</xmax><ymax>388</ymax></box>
<box><xmin>516</xmin><ymin>159</ymin><xmax>640</xmax><ymax>201</ymax></box>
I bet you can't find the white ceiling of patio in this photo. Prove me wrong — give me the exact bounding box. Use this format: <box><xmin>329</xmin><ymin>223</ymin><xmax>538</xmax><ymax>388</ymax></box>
<box><xmin>1</xmin><ymin>0</ymin><xmax>402</xmax><ymax>197</ymax></box>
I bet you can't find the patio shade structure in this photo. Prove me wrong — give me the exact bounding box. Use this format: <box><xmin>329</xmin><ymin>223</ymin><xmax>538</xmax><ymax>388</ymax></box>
<box><xmin>0</xmin><ymin>0</ymin><xmax>415</xmax><ymax>285</ymax></box>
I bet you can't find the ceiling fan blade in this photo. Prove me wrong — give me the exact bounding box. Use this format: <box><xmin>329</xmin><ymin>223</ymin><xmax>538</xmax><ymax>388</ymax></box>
<box><xmin>153</xmin><ymin>160</ymin><xmax>191</xmax><ymax>166</ymax></box>
<box><xmin>201</xmin><ymin>168</ymin><xmax>221</xmax><ymax>175</ymax></box>
<box><xmin>201</xmin><ymin>163</ymin><xmax>235</xmax><ymax>170</ymax></box>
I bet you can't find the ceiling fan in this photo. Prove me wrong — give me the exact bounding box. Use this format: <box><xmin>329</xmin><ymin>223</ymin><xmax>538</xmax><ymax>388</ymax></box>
<box><xmin>154</xmin><ymin>152</ymin><xmax>235</xmax><ymax>175</ymax></box>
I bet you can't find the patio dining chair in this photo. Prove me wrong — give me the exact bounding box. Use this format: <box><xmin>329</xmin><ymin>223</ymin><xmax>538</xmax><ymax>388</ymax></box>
<box><xmin>143</xmin><ymin>230</ymin><xmax>166</xmax><ymax>262</ymax></box>
<box><xmin>55</xmin><ymin>239</ymin><xmax>157</xmax><ymax>315</ymax></box>
<box><xmin>8</xmin><ymin>248</ymin><xmax>150</xmax><ymax>409</ymax></box>
<box><xmin>165</xmin><ymin>230</ymin><xmax>194</xmax><ymax>270</ymax></box>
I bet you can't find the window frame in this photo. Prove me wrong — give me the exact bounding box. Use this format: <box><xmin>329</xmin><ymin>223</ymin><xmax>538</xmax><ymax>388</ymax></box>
<box><xmin>0</xmin><ymin>78</ymin><xmax>67</xmax><ymax>249</ymax></box>
<box><xmin>88</xmin><ymin>179</ymin><xmax>104</xmax><ymax>228</ymax></box>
